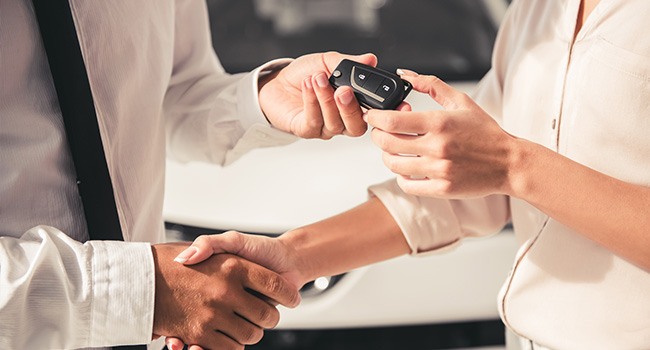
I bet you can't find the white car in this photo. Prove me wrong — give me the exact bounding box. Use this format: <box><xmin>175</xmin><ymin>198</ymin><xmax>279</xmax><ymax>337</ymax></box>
<box><xmin>164</xmin><ymin>1</ymin><xmax>516</xmax><ymax>349</ymax></box>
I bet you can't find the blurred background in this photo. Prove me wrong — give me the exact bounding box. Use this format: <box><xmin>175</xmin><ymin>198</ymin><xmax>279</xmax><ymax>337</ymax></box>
<box><xmin>165</xmin><ymin>1</ymin><xmax>516</xmax><ymax>349</ymax></box>
<box><xmin>207</xmin><ymin>0</ymin><xmax>503</xmax><ymax>80</ymax></box>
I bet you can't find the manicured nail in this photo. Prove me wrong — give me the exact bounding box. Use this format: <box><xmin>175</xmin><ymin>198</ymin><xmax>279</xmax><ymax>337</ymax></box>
<box><xmin>396</xmin><ymin>68</ymin><xmax>418</xmax><ymax>76</ymax></box>
<box><xmin>303</xmin><ymin>77</ymin><xmax>313</xmax><ymax>90</ymax></box>
<box><xmin>174</xmin><ymin>246</ymin><xmax>198</xmax><ymax>263</ymax></box>
<box><xmin>362</xmin><ymin>112</ymin><xmax>369</xmax><ymax>123</ymax></box>
<box><xmin>338</xmin><ymin>89</ymin><xmax>354</xmax><ymax>105</ymax></box>
<box><xmin>315</xmin><ymin>73</ymin><xmax>329</xmax><ymax>88</ymax></box>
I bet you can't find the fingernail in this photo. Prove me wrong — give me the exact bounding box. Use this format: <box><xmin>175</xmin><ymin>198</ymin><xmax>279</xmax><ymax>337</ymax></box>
<box><xmin>338</xmin><ymin>89</ymin><xmax>354</xmax><ymax>105</ymax></box>
<box><xmin>362</xmin><ymin>111</ymin><xmax>369</xmax><ymax>123</ymax></box>
<box><xmin>303</xmin><ymin>77</ymin><xmax>312</xmax><ymax>90</ymax></box>
<box><xmin>174</xmin><ymin>246</ymin><xmax>198</xmax><ymax>263</ymax></box>
<box><xmin>396</xmin><ymin>68</ymin><xmax>418</xmax><ymax>76</ymax></box>
<box><xmin>315</xmin><ymin>73</ymin><xmax>329</xmax><ymax>88</ymax></box>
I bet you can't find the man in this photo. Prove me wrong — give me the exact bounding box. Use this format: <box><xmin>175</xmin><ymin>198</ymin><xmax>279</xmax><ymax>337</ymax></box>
<box><xmin>0</xmin><ymin>0</ymin><xmax>372</xmax><ymax>349</ymax></box>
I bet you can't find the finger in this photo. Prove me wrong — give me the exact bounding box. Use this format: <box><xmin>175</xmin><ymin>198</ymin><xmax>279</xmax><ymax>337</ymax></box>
<box><xmin>312</xmin><ymin>72</ymin><xmax>344</xmax><ymax>135</ymax></box>
<box><xmin>214</xmin><ymin>312</ymin><xmax>265</xmax><ymax>346</ymax></box>
<box><xmin>396</xmin><ymin>101</ymin><xmax>412</xmax><ymax>111</ymax></box>
<box><xmin>384</xmin><ymin>153</ymin><xmax>456</xmax><ymax>181</ymax></box>
<box><xmin>323</xmin><ymin>51</ymin><xmax>378</xmax><ymax>72</ymax></box>
<box><xmin>370</xmin><ymin>128</ymin><xmax>426</xmax><ymax>155</ymax></box>
<box><xmin>334</xmin><ymin>87</ymin><xmax>366</xmax><ymax>137</ymax></box>
<box><xmin>365</xmin><ymin>109</ymin><xmax>431</xmax><ymax>135</ymax></box>
<box><xmin>194</xmin><ymin>330</ymin><xmax>243</xmax><ymax>350</ymax></box>
<box><xmin>382</xmin><ymin>153</ymin><xmax>429</xmax><ymax>178</ymax></box>
<box><xmin>300</xmin><ymin>76</ymin><xmax>325</xmax><ymax>139</ymax></box>
<box><xmin>176</xmin><ymin>232</ymin><xmax>245</xmax><ymax>265</ymax></box>
<box><xmin>234</xmin><ymin>291</ymin><xmax>281</xmax><ymax>329</ymax></box>
<box><xmin>165</xmin><ymin>337</ymin><xmax>185</xmax><ymax>350</ymax></box>
<box><xmin>396</xmin><ymin>175</ymin><xmax>452</xmax><ymax>198</ymax></box>
<box><xmin>242</xmin><ymin>262</ymin><xmax>301</xmax><ymax>308</ymax></box>
<box><xmin>397</xmin><ymin>69</ymin><xmax>470</xmax><ymax>110</ymax></box>
<box><xmin>187</xmin><ymin>346</ymin><xmax>206</xmax><ymax>350</ymax></box>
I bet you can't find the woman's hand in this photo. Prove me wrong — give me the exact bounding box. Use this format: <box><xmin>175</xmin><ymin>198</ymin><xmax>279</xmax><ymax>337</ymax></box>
<box><xmin>173</xmin><ymin>231</ymin><xmax>308</xmax><ymax>289</ymax></box>
<box><xmin>366</xmin><ymin>70</ymin><xmax>520</xmax><ymax>198</ymax></box>
<box><xmin>260</xmin><ymin>52</ymin><xmax>377</xmax><ymax>139</ymax></box>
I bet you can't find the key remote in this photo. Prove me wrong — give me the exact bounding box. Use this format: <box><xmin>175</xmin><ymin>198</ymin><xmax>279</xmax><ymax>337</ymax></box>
<box><xmin>329</xmin><ymin>59</ymin><xmax>412</xmax><ymax>110</ymax></box>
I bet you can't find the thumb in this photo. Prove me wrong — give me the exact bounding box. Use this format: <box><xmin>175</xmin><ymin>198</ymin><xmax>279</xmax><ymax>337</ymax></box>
<box><xmin>397</xmin><ymin>68</ymin><xmax>468</xmax><ymax>110</ymax></box>
<box><xmin>323</xmin><ymin>52</ymin><xmax>378</xmax><ymax>72</ymax></box>
<box><xmin>174</xmin><ymin>231</ymin><xmax>245</xmax><ymax>265</ymax></box>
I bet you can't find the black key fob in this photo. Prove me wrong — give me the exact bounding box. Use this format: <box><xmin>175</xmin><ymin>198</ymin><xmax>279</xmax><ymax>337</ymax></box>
<box><xmin>329</xmin><ymin>59</ymin><xmax>412</xmax><ymax>110</ymax></box>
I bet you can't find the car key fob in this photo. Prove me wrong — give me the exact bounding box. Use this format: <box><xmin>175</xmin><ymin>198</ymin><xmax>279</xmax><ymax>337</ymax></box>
<box><xmin>329</xmin><ymin>59</ymin><xmax>412</xmax><ymax>110</ymax></box>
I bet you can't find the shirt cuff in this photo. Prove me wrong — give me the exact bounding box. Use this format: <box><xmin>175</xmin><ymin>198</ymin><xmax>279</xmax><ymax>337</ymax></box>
<box><xmin>368</xmin><ymin>179</ymin><xmax>463</xmax><ymax>256</ymax></box>
<box><xmin>88</xmin><ymin>240</ymin><xmax>155</xmax><ymax>347</ymax></box>
<box><xmin>226</xmin><ymin>59</ymin><xmax>299</xmax><ymax>165</ymax></box>
<box><xmin>236</xmin><ymin>58</ymin><xmax>294</xmax><ymax>131</ymax></box>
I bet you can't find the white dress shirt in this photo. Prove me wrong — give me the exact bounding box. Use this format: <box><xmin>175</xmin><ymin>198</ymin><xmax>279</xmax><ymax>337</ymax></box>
<box><xmin>371</xmin><ymin>0</ymin><xmax>650</xmax><ymax>349</ymax></box>
<box><xmin>0</xmin><ymin>0</ymin><xmax>294</xmax><ymax>348</ymax></box>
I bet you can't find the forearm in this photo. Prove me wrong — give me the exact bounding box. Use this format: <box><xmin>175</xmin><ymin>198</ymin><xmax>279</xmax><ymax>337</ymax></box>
<box><xmin>279</xmin><ymin>196</ymin><xmax>410</xmax><ymax>283</ymax></box>
<box><xmin>166</xmin><ymin>0</ymin><xmax>295</xmax><ymax>165</ymax></box>
<box><xmin>509</xmin><ymin>139</ymin><xmax>650</xmax><ymax>270</ymax></box>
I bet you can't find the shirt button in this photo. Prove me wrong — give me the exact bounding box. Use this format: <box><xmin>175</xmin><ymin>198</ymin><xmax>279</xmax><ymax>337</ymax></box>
<box><xmin>551</xmin><ymin>118</ymin><xmax>557</xmax><ymax>130</ymax></box>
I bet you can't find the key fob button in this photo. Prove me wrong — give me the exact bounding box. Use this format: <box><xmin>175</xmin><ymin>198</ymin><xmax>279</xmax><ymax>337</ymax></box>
<box><xmin>354</xmin><ymin>68</ymin><xmax>372</xmax><ymax>87</ymax></box>
<box><xmin>375</xmin><ymin>78</ymin><xmax>397</xmax><ymax>99</ymax></box>
<box><xmin>363</xmin><ymin>73</ymin><xmax>385</xmax><ymax>96</ymax></box>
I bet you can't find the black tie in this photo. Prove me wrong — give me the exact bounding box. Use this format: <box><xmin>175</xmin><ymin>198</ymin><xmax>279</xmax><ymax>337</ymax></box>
<box><xmin>31</xmin><ymin>0</ymin><xmax>148</xmax><ymax>349</ymax></box>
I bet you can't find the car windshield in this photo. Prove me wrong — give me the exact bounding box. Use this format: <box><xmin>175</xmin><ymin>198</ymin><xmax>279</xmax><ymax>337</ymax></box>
<box><xmin>207</xmin><ymin>0</ymin><xmax>501</xmax><ymax>81</ymax></box>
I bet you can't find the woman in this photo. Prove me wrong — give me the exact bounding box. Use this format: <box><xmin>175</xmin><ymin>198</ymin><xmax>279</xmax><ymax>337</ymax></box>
<box><xmin>171</xmin><ymin>0</ymin><xmax>650</xmax><ymax>348</ymax></box>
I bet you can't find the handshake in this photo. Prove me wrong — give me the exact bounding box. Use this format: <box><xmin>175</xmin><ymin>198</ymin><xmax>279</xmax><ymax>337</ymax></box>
<box><xmin>151</xmin><ymin>231</ymin><xmax>310</xmax><ymax>350</ymax></box>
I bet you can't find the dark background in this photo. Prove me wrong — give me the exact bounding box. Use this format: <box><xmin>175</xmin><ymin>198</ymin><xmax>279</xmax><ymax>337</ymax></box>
<box><xmin>206</xmin><ymin>0</ymin><xmax>499</xmax><ymax>81</ymax></box>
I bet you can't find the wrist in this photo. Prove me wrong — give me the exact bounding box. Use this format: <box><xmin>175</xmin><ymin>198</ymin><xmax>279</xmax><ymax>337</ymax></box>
<box><xmin>505</xmin><ymin>136</ymin><xmax>538</xmax><ymax>198</ymax></box>
<box><xmin>258</xmin><ymin>69</ymin><xmax>284</xmax><ymax>122</ymax></box>
<box><xmin>151</xmin><ymin>243</ymin><xmax>190</xmax><ymax>335</ymax></box>
<box><xmin>278</xmin><ymin>228</ymin><xmax>316</xmax><ymax>286</ymax></box>
<box><xmin>258</xmin><ymin>69</ymin><xmax>281</xmax><ymax>93</ymax></box>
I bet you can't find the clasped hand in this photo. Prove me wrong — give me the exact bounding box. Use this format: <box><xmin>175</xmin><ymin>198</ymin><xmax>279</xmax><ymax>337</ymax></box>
<box><xmin>161</xmin><ymin>234</ymin><xmax>304</xmax><ymax>350</ymax></box>
<box><xmin>152</xmin><ymin>242</ymin><xmax>301</xmax><ymax>350</ymax></box>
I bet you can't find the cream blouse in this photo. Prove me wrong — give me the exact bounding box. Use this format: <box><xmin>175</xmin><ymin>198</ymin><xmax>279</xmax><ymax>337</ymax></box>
<box><xmin>370</xmin><ymin>0</ymin><xmax>650</xmax><ymax>348</ymax></box>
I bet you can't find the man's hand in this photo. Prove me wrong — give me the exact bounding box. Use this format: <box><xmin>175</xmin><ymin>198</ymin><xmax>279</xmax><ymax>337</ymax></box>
<box><xmin>259</xmin><ymin>52</ymin><xmax>377</xmax><ymax>139</ymax></box>
<box><xmin>151</xmin><ymin>243</ymin><xmax>300</xmax><ymax>350</ymax></box>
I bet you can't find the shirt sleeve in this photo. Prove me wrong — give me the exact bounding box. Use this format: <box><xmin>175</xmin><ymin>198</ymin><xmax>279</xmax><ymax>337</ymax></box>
<box><xmin>0</xmin><ymin>226</ymin><xmax>155</xmax><ymax>348</ymax></box>
<box><xmin>164</xmin><ymin>0</ymin><xmax>297</xmax><ymax>166</ymax></box>
<box><xmin>369</xmin><ymin>181</ymin><xmax>510</xmax><ymax>255</ymax></box>
<box><xmin>366</xmin><ymin>3</ymin><xmax>524</xmax><ymax>255</ymax></box>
